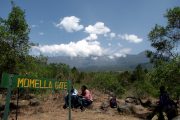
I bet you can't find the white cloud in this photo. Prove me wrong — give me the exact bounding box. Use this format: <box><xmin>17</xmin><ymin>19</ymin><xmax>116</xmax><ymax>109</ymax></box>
<box><xmin>32</xmin><ymin>40</ymin><xmax>103</xmax><ymax>57</ymax></box>
<box><xmin>112</xmin><ymin>48</ymin><xmax>131</xmax><ymax>58</ymax></box>
<box><xmin>56</xmin><ymin>16</ymin><xmax>84</xmax><ymax>32</ymax></box>
<box><xmin>31</xmin><ymin>39</ymin><xmax>131</xmax><ymax>59</ymax></box>
<box><xmin>118</xmin><ymin>34</ymin><xmax>143</xmax><ymax>43</ymax></box>
<box><xmin>91</xmin><ymin>56</ymin><xmax>98</xmax><ymax>60</ymax></box>
<box><xmin>39</xmin><ymin>32</ymin><xmax>44</xmax><ymax>36</ymax></box>
<box><xmin>106</xmin><ymin>48</ymin><xmax>131</xmax><ymax>59</ymax></box>
<box><xmin>108</xmin><ymin>56</ymin><xmax>114</xmax><ymax>59</ymax></box>
<box><xmin>110</xmin><ymin>32</ymin><xmax>116</xmax><ymax>38</ymax></box>
<box><xmin>85</xmin><ymin>22</ymin><xmax>110</xmax><ymax>35</ymax></box>
<box><xmin>31</xmin><ymin>18</ymin><xmax>135</xmax><ymax>59</ymax></box>
<box><xmin>85</xmin><ymin>34</ymin><xmax>98</xmax><ymax>41</ymax></box>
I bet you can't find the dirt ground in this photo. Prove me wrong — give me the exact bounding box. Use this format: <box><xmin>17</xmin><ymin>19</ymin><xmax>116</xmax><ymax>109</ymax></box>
<box><xmin>8</xmin><ymin>92</ymin><xmax>142</xmax><ymax>120</ymax></box>
<box><xmin>14</xmin><ymin>108</ymin><xmax>140</xmax><ymax>120</ymax></box>
<box><xmin>6</xmin><ymin>90</ymin><xmax>179</xmax><ymax>120</ymax></box>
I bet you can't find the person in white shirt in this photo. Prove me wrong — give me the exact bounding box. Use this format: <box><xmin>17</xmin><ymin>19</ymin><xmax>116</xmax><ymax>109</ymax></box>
<box><xmin>63</xmin><ymin>86</ymin><xmax>79</xmax><ymax>109</ymax></box>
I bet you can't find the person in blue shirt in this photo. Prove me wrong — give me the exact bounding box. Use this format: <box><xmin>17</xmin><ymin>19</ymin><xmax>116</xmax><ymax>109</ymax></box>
<box><xmin>63</xmin><ymin>86</ymin><xmax>79</xmax><ymax>109</ymax></box>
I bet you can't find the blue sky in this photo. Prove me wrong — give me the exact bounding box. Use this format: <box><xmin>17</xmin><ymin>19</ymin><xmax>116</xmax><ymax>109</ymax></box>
<box><xmin>0</xmin><ymin>0</ymin><xmax>179</xmax><ymax>59</ymax></box>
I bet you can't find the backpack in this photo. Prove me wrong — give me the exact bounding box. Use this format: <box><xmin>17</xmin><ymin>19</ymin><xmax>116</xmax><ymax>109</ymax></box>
<box><xmin>110</xmin><ymin>97</ymin><xmax>117</xmax><ymax>108</ymax></box>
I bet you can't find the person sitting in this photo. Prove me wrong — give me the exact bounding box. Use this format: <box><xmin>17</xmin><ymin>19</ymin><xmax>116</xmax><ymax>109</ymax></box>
<box><xmin>78</xmin><ymin>85</ymin><xmax>93</xmax><ymax>111</ymax></box>
<box><xmin>63</xmin><ymin>86</ymin><xmax>78</xmax><ymax>109</ymax></box>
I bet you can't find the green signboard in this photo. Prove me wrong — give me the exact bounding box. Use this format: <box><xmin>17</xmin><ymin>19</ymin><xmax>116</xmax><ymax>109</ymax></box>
<box><xmin>1</xmin><ymin>73</ymin><xmax>68</xmax><ymax>90</ymax></box>
<box><xmin>1</xmin><ymin>73</ymin><xmax>71</xmax><ymax>120</ymax></box>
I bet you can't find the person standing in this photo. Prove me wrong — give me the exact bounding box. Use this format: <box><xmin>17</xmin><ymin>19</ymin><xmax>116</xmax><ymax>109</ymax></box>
<box><xmin>147</xmin><ymin>86</ymin><xmax>178</xmax><ymax>120</ymax></box>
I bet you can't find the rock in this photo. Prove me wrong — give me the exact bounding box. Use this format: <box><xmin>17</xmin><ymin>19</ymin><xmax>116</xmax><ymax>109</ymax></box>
<box><xmin>19</xmin><ymin>100</ymin><xmax>29</xmax><ymax>106</ymax></box>
<box><xmin>125</xmin><ymin>97</ymin><xmax>140</xmax><ymax>105</ymax></box>
<box><xmin>132</xmin><ymin>105</ymin><xmax>151</xmax><ymax>119</ymax></box>
<box><xmin>100</xmin><ymin>102</ymin><xmax>109</xmax><ymax>111</ymax></box>
<box><xmin>132</xmin><ymin>105</ymin><xmax>146</xmax><ymax>113</ymax></box>
<box><xmin>29</xmin><ymin>98</ymin><xmax>40</xmax><ymax>106</ymax></box>
<box><xmin>117</xmin><ymin>104</ymin><xmax>133</xmax><ymax>114</ymax></box>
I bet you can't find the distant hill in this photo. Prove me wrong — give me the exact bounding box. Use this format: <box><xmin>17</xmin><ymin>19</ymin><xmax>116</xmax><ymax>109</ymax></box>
<box><xmin>48</xmin><ymin>51</ymin><xmax>152</xmax><ymax>71</ymax></box>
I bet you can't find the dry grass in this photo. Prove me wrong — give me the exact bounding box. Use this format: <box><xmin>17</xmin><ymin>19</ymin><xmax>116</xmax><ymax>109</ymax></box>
<box><xmin>8</xmin><ymin>92</ymin><xmax>141</xmax><ymax>120</ymax></box>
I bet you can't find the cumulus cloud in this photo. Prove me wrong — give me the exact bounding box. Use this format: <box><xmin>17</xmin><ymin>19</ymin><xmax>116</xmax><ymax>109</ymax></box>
<box><xmin>31</xmin><ymin>18</ymin><xmax>135</xmax><ymax>59</ymax></box>
<box><xmin>85</xmin><ymin>34</ymin><xmax>98</xmax><ymax>41</ymax></box>
<box><xmin>32</xmin><ymin>40</ymin><xmax>103</xmax><ymax>57</ymax></box>
<box><xmin>85</xmin><ymin>22</ymin><xmax>110</xmax><ymax>35</ymax></box>
<box><xmin>107</xmin><ymin>48</ymin><xmax>131</xmax><ymax>59</ymax></box>
<box><xmin>31</xmin><ymin>39</ymin><xmax>131</xmax><ymax>59</ymax></box>
<box><xmin>109</xmin><ymin>32</ymin><xmax>116</xmax><ymax>38</ymax></box>
<box><xmin>56</xmin><ymin>16</ymin><xmax>84</xmax><ymax>32</ymax></box>
<box><xmin>118</xmin><ymin>34</ymin><xmax>143</xmax><ymax>43</ymax></box>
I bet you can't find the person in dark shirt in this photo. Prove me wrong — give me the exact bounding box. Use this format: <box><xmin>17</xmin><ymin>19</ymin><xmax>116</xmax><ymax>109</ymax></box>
<box><xmin>147</xmin><ymin>86</ymin><xmax>178</xmax><ymax>120</ymax></box>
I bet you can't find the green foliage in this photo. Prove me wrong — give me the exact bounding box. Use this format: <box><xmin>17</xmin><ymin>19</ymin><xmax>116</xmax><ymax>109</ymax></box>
<box><xmin>0</xmin><ymin>4</ymin><xmax>30</xmax><ymax>74</ymax></box>
<box><xmin>149</xmin><ymin>57</ymin><xmax>180</xmax><ymax>97</ymax></box>
<box><xmin>131</xmin><ymin>64</ymin><xmax>146</xmax><ymax>82</ymax></box>
<box><xmin>119</xmin><ymin>65</ymin><xmax>157</xmax><ymax>98</ymax></box>
<box><xmin>87</xmin><ymin>72</ymin><xmax>125</xmax><ymax>97</ymax></box>
<box><xmin>147</xmin><ymin>6</ymin><xmax>180</xmax><ymax>98</ymax></box>
<box><xmin>76</xmin><ymin>72</ymin><xmax>85</xmax><ymax>83</ymax></box>
<box><xmin>147</xmin><ymin>7</ymin><xmax>180</xmax><ymax>64</ymax></box>
<box><xmin>133</xmin><ymin>77</ymin><xmax>158</xmax><ymax>98</ymax></box>
<box><xmin>117</xmin><ymin>71</ymin><xmax>131</xmax><ymax>86</ymax></box>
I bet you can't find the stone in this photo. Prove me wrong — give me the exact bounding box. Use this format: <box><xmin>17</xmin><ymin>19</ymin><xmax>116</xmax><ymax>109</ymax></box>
<box><xmin>29</xmin><ymin>98</ymin><xmax>40</xmax><ymax>106</ymax></box>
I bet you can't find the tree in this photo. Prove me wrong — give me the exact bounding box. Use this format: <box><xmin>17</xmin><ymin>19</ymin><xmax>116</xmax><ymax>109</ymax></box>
<box><xmin>0</xmin><ymin>3</ymin><xmax>30</xmax><ymax>74</ymax></box>
<box><xmin>147</xmin><ymin>7</ymin><xmax>180</xmax><ymax>97</ymax></box>
<box><xmin>147</xmin><ymin>7</ymin><xmax>180</xmax><ymax>64</ymax></box>
<box><xmin>149</xmin><ymin>57</ymin><xmax>180</xmax><ymax>97</ymax></box>
<box><xmin>117</xmin><ymin>71</ymin><xmax>131</xmax><ymax>86</ymax></box>
<box><xmin>131</xmin><ymin>64</ymin><xmax>146</xmax><ymax>81</ymax></box>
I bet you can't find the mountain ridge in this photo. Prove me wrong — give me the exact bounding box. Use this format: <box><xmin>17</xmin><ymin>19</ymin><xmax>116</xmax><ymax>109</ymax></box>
<box><xmin>48</xmin><ymin>51</ymin><xmax>152</xmax><ymax>71</ymax></box>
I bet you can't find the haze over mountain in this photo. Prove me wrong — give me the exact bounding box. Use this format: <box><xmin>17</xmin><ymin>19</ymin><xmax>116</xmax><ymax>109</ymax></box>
<box><xmin>48</xmin><ymin>51</ymin><xmax>151</xmax><ymax>71</ymax></box>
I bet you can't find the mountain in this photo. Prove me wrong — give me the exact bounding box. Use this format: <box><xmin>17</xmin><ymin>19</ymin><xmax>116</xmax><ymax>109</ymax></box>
<box><xmin>48</xmin><ymin>51</ymin><xmax>152</xmax><ymax>71</ymax></box>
